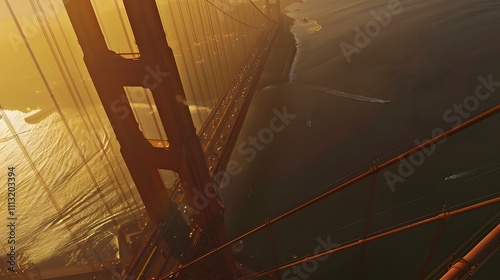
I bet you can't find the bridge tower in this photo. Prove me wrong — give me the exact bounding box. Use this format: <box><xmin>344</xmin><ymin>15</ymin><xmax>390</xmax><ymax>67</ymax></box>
<box><xmin>63</xmin><ymin>0</ymin><xmax>237</xmax><ymax>278</ymax></box>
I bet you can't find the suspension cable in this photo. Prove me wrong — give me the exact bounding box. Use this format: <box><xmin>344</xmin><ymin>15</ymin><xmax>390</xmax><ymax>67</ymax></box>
<box><xmin>43</xmin><ymin>0</ymin><xmax>141</xmax><ymax>220</ymax></box>
<box><xmin>218</xmin><ymin>0</ymin><xmax>242</xmax><ymax>76</ymax></box>
<box><xmin>160</xmin><ymin>105</ymin><xmax>499</xmax><ymax>278</ymax></box>
<box><xmin>192</xmin><ymin>0</ymin><xmax>227</xmax><ymax>101</ymax></box>
<box><xmin>279</xmin><ymin>187</ymin><xmax>445</xmax><ymax>256</ymax></box>
<box><xmin>240</xmin><ymin>196</ymin><xmax>500</xmax><ymax>279</ymax></box>
<box><xmin>205</xmin><ymin>0</ymin><xmax>261</xmax><ymax>29</ymax></box>
<box><xmin>463</xmin><ymin>243</ymin><xmax>499</xmax><ymax>279</ymax></box>
<box><xmin>297</xmin><ymin>98</ymin><xmax>499</xmax><ymax>205</ymax></box>
<box><xmin>249</xmin><ymin>0</ymin><xmax>277</xmax><ymax>23</ymax></box>
<box><xmin>419</xmin><ymin>215</ymin><xmax>447</xmax><ymax>279</ymax></box>
<box><xmin>29</xmin><ymin>0</ymin><xmax>119</xmax><ymax>229</ymax></box>
<box><xmin>425</xmin><ymin>211</ymin><xmax>500</xmax><ymax>279</ymax></box>
<box><xmin>163</xmin><ymin>0</ymin><xmax>205</xmax><ymax>128</ymax></box>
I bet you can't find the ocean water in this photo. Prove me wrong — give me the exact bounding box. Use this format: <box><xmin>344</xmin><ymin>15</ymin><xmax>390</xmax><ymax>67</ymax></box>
<box><xmin>0</xmin><ymin>0</ymin><xmax>498</xmax><ymax>278</ymax></box>
<box><xmin>0</xmin><ymin>108</ymin><xmax>144</xmax><ymax>271</ymax></box>
<box><xmin>220</xmin><ymin>0</ymin><xmax>500</xmax><ymax>278</ymax></box>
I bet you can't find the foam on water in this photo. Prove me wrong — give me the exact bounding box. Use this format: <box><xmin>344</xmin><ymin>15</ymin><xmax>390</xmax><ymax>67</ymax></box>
<box><xmin>298</xmin><ymin>84</ymin><xmax>391</xmax><ymax>104</ymax></box>
<box><xmin>444</xmin><ymin>163</ymin><xmax>500</xmax><ymax>181</ymax></box>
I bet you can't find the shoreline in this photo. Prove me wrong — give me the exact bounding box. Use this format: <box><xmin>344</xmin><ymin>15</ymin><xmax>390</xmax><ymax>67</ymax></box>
<box><xmin>255</xmin><ymin>11</ymin><xmax>298</xmax><ymax>91</ymax></box>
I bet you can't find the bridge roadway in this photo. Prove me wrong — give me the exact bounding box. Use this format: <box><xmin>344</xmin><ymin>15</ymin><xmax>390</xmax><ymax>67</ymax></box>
<box><xmin>127</xmin><ymin>12</ymin><xmax>297</xmax><ymax>280</ymax></box>
<box><xmin>12</xmin><ymin>10</ymin><xmax>295</xmax><ymax>280</ymax></box>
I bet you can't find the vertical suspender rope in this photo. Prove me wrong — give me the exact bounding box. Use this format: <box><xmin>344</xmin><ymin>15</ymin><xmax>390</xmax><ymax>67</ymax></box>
<box><xmin>419</xmin><ymin>219</ymin><xmax>447</xmax><ymax>279</ymax></box>
<box><xmin>29</xmin><ymin>0</ymin><xmax>119</xmax><ymax>229</ymax></box>
<box><xmin>183</xmin><ymin>0</ymin><xmax>217</xmax><ymax>111</ymax></box>
<box><xmin>201</xmin><ymin>0</ymin><xmax>231</xmax><ymax>93</ymax></box>
<box><xmin>193</xmin><ymin>0</ymin><xmax>227</xmax><ymax>100</ymax></box>
<box><xmin>358</xmin><ymin>161</ymin><xmax>379</xmax><ymax>279</ymax></box>
<box><xmin>174</xmin><ymin>0</ymin><xmax>212</xmax><ymax>122</ymax></box>
<box><xmin>217</xmin><ymin>0</ymin><xmax>240</xmax><ymax>76</ymax></box>
<box><xmin>163</xmin><ymin>0</ymin><xmax>205</xmax><ymax>129</ymax></box>
<box><xmin>0</xmin><ymin>105</ymin><xmax>103</xmax><ymax>268</ymax></box>
<box><xmin>43</xmin><ymin>0</ymin><xmax>141</xmax><ymax>221</ymax></box>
